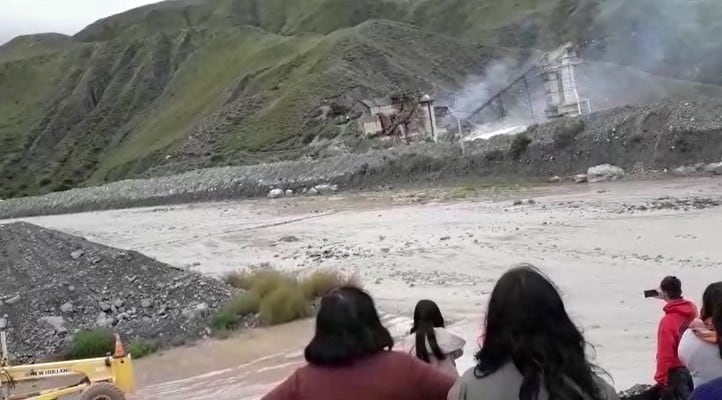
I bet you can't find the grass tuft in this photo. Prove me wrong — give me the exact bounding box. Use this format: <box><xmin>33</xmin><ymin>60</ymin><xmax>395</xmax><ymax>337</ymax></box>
<box><xmin>213</xmin><ymin>267</ymin><xmax>357</xmax><ymax>334</ymax></box>
<box><xmin>299</xmin><ymin>269</ymin><xmax>360</xmax><ymax>300</ymax></box>
<box><xmin>128</xmin><ymin>340</ymin><xmax>158</xmax><ymax>359</ymax></box>
<box><xmin>66</xmin><ymin>329</ymin><xmax>115</xmax><ymax>360</ymax></box>
<box><xmin>259</xmin><ymin>284</ymin><xmax>310</xmax><ymax>325</ymax></box>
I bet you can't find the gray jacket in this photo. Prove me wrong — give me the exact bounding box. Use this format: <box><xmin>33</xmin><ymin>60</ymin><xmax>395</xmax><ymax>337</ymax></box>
<box><xmin>448</xmin><ymin>362</ymin><xmax>619</xmax><ymax>400</ymax></box>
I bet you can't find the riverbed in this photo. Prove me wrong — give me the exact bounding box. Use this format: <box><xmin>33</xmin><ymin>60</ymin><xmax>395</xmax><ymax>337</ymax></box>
<box><xmin>12</xmin><ymin>177</ymin><xmax>722</xmax><ymax>398</ymax></box>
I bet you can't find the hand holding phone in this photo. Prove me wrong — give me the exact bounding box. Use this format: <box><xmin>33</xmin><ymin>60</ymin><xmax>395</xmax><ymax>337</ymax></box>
<box><xmin>644</xmin><ymin>289</ymin><xmax>660</xmax><ymax>298</ymax></box>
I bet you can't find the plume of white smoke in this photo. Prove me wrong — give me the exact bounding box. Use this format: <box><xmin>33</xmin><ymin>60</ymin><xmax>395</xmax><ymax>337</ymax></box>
<box><xmin>452</xmin><ymin>0</ymin><xmax>722</xmax><ymax>135</ymax></box>
<box><xmin>577</xmin><ymin>0</ymin><xmax>721</xmax><ymax>107</ymax></box>
<box><xmin>450</xmin><ymin>57</ymin><xmax>543</xmax><ymax>141</ymax></box>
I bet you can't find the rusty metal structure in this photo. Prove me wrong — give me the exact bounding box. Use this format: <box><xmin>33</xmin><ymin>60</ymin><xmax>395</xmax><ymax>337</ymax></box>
<box><xmin>358</xmin><ymin>93</ymin><xmax>439</xmax><ymax>142</ymax></box>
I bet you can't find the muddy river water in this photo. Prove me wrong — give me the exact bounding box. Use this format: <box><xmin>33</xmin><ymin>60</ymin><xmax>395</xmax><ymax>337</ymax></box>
<box><xmin>13</xmin><ymin>177</ymin><xmax>722</xmax><ymax>399</ymax></box>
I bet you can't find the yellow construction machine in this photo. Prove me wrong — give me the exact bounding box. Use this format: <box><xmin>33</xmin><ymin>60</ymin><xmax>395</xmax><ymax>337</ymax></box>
<box><xmin>0</xmin><ymin>316</ymin><xmax>135</xmax><ymax>400</ymax></box>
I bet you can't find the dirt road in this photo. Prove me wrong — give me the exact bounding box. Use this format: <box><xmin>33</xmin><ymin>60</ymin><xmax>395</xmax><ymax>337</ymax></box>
<box><xmin>11</xmin><ymin>177</ymin><xmax>722</xmax><ymax>398</ymax></box>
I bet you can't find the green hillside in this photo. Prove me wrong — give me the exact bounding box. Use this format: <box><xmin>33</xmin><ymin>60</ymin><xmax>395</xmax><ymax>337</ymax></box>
<box><xmin>1</xmin><ymin>0</ymin><xmax>721</xmax><ymax>198</ymax></box>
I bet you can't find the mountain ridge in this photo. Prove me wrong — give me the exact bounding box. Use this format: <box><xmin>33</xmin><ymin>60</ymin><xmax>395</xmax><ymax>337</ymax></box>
<box><xmin>1</xmin><ymin>0</ymin><xmax>721</xmax><ymax>198</ymax></box>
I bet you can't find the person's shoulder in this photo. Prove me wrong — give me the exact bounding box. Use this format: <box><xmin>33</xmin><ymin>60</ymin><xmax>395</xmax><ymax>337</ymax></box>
<box><xmin>592</xmin><ymin>374</ymin><xmax>620</xmax><ymax>400</ymax></box>
<box><xmin>376</xmin><ymin>349</ymin><xmax>418</xmax><ymax>366</ymax></box>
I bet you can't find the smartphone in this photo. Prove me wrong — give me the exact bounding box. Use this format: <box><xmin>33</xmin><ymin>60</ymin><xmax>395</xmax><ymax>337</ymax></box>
<box><xmin>644</xmin><ymin>289</ymin><xmax>659</xmax><ymax>298</ymax></box>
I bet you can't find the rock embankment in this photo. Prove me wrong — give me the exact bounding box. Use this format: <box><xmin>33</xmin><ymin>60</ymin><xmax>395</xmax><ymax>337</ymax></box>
<box><xmin>1</xmin><ymin>100</ymin><xmax>722</xmax><ymax>219</ymax></box>
<box><xmin>0</xmin><ymin>222</ymin><xmax>233</xmax><ymax>362</ymax></box>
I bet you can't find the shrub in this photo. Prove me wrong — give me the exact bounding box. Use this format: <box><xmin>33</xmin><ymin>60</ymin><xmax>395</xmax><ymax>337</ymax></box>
<box><xmin>222</xmin><ymin>270</ymin><xmax>254</xmax><ymax>290</ymax></box>
<box><xmin>299</xmin><ymin>269</ymin><xmax>359</xmax><ymax>300</ymax></box>
<box><xmin>249</xmin><ymin>270</ymin><xmax>296</xmax><ymax>299</ymax></box>
<box><xmin>215</xmin><ymin>267</ymin><xmax>361</xmax><ymax>330</ymax></box>
<box><xmin>66</xmin><ymin>329</ymin><xmax>115</xmax><ymax>360</ymax></box>
<box><xmin>226</xmin><ymin>291</ymin><xmax>261</xmax><ymax>316</ymax></box>
<box><xmin>509</xmin><ymin>134</ymin><xmax>532</xmax><ymax>160</ymax></box>
<box><xmin>128</xmin><ymin>340</ymin><xmax>158</xmax><ymax>359</ymax></box>
<box><xmin>259</xmin><ymin>285</ymin><xmax>310</xmax><ymax>325</ymax></box>
<box><xmin>211</xmin><ymin>308</ymin><xmax>239</xmax><ymax>331</ymax></box>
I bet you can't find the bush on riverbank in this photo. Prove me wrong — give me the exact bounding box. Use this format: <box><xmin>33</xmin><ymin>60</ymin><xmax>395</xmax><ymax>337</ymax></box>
<box><xmin>65</xmin><ymin>329</ymin><xmax>115</xmax><ymax>360</ymax></box>
<box><xmin>214</xmin><ymin>268</ymin><xmax>359</xmax><ymax>333</ymax></box>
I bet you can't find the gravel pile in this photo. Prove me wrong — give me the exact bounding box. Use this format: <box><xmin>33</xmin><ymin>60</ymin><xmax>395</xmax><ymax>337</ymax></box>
<box><xmin>0</xmin><ymin>222</ymin><xmax>233</xmax><ymax>362</ymax></box>
<box><xmin>1</xmin><ymin>100</ymin><xmax>722</xmax><ymax>219</ymax></box>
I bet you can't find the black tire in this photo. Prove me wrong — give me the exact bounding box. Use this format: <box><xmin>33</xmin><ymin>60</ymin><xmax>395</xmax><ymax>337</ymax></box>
<box><xmin>79</xmin><ymin>382</ymin><xmax>126</xmax><ymax>400</ymax></box>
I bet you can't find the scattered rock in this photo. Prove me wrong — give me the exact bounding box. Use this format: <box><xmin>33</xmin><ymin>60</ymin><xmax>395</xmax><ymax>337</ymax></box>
<box><xmin>440</xmin><ymin>236</ymin><xmax>451</xmax><ymax>241</ymax></box>
<box><xmin>618</xmin><ymin>384</ymin><xmax>653</xmax><ymax>400</ymax></box>
<box><xmin>70</xmin><ymin>250</ymin><xmax>84</xmax><ymax>259</ymax></box>
<box><xmin>513</xmin><ymin>199</ymin><xmax>523</xmax><ymax>206</ymax></box>
<box><xmin>587</xmin><ymin>164</ymin><xmax>625</xmax><ymax>183</ymax></box>
<box><xmin>549</xmin><ymin>176</ymin><xmax>561</xmax><ymax>183</ymax></box>
<box><xmin>39</xmin><ymin>316</ymin><xmax>66</xmax><ymax>333</ymax></box>
<box><xmin>141</xmin><ymin>299</ymin><xmax>152</xmax><ymax>308</ymax></box>
<box><xmin>96</xmin><ymin>312</ymin><xmax>113</xmax><ymax>328</ymax></box>
<box><xmin>308</xmin><ymin>188</ymin><xmax>319</xmax><ymax>196</ymax></box>
<box><xmin>285</xmin><ymin>189</ymin><xmax>294</xmax><ymax>196</ymax></box>
<box><xmin>59</xmin><ymin>302</ymin><xmax>74</xmax><ymax>313</ymax></box>
<box><xmin>279</xmin><ymin>235</ymin><xmax>300</xmax><ymax>243</ymax></box>
<box><xmin>267</xmin><ymin>188</ymin><xmax>284</xmax><ymax>199</ymax></box>
<box><xmin>527</xmin><ymin>199</ymin><xmax>536</xmax><ymax>205</ymax></box>
<box><xmin>99</xmin><ymin>302</ymin><xmax>111</xmax><ymax>312</ymax></box>
<box><xmin>573</xmin><ymin>174</ymin><xmax>588</xmax><ymax>183</ymax></box>
<box><xmin>4</xmin><ymin>294</ymin><xmax>21</xmax><ymax>305</ymax></box>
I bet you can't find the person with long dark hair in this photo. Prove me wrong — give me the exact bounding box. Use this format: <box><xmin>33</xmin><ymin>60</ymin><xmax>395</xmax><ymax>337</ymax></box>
<box><xmin>688</xmin><ymin>299</ymin><xmax>722</xmax><ymax>400</ymax></box>
<box><xmin>679</xmin><ymin>281</ymin><xmax>722</xmax><ymax>387</ymax></box>
<box><xmin>400</xmin><ymin>299</ymin><xmax>466</xmax><ymax>377</ymax></box>
<box><xmin>448</xmin><ymin>264</ymin><xmax>618</xmax><ymax>400</ymax></box>
<box><xmin>261</xmin><ymin>286</ymin><xmax>455</xmax><ymax>400</ymax></box>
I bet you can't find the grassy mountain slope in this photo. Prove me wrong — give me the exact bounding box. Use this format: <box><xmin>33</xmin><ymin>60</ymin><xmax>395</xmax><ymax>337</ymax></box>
<box><xmin>1</xmin><ymin>0</ymin><xmax>722</xmax><ymax>198</ymax></box>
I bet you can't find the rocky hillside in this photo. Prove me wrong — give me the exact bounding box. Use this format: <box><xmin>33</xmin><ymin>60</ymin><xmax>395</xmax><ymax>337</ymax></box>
<box><xmin>1</xmin><ymin>0</ymin><xmax>721</xmax><ymax>199</ymax></box>
<box><xmin>0</xmin><ymin>222</ymin><xmax>232</xmax><ymax>361</ymax></box>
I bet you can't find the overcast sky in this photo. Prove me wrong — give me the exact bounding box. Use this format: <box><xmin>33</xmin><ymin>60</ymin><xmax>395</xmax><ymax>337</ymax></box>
<box><xmin>0</xmin><ymin>0</ymin><xmax>161</xmax><ymax>44</ymax></box>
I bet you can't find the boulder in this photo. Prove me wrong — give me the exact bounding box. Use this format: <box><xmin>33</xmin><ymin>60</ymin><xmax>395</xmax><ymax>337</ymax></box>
<box><xmin>59</xmin><ymin>302</ymin><xmax>74</xmax><ymax>313</ymax></box>
<box><xmin>573</xmin><ymin>174</ymin><xmax>588</xmax><ymax>184</ymax></box>
<box><xmin>704</xmin><ymin>162</ymin><xmax>722</xmax><ymax>175</ymax></box>
<box><xmin>285</xmin><ymin>189</ymin><xmax>293</xmax><ymax>197</ymax></box>
<box><xmin>314</xmin><ymin>184</ymin><xmax>338</xmax><ymax>195</ymax></box>
<box><xmin>267</xmin><ymin>188</ymin><xmax>284</xmax><ymax>199</ymax></box>
<box><xmin>673</xmin><ymin>166</ymin><xmax>696</xmax><ymax>175</ymax></box>
<box><xmin>587</xmin><ymin>164</ymin><xmax>625</xmax><ymax>183</ymax></box>
<box><xmin>549</xmin><ymin>176</ymin><xmax>561</xmax><ymax>183</ymax></box>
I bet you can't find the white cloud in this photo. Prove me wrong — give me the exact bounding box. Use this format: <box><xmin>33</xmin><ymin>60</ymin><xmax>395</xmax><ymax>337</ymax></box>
<box><xmin>0</xmin><ymin>0</ymin><xmax>162</xmax><ymax>43</ymax></box>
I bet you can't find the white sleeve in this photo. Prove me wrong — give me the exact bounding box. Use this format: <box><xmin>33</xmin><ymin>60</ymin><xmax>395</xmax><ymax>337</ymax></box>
<box><xmin>435</xmin><ymin>328</ymin><xmax>467</xmax><ymax>358</ymax></box>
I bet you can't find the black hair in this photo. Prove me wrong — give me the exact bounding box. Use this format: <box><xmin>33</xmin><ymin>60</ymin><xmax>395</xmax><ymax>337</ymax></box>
<box><xmin>304</xmin><ymin>286</ymin><xmax>393</xmax><ymax>366</ymax></box>
<box><xmin>661</xmin><ymin>276</ymin><xmax>683</xmax><ymax>299</ymax></box>
<box><xmin>702</xmin><ymin>282</ymin><xmax>722</xmax><ymax>359</ymax></box>
<box><xmin>474</xmin><ymin>264</ymin><xmax>605</xmax><ymax>400</ymax></box>
<box><xmin>410</xmin><ymin>299</ymin><xmax>446</xmax><ymax>363</ymax></box>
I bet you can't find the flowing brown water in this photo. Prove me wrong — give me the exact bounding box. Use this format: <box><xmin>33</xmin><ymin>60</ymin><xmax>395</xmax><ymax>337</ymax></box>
<box><xmin>9</xmin><ymin>177</ymin><xmax>722</xmax><ymax>397</ymax></box>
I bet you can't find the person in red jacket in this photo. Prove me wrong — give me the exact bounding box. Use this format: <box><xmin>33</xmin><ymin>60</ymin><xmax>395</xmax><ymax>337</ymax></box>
<box><xmin>652</xmin><ymin>276</ymin><xmax>698</xmax><ymax>400</ymax></box>
<box><xmin>261</xmin><ymin>286</ymin><xmax>454</xmax><ymax>400</ymax></box>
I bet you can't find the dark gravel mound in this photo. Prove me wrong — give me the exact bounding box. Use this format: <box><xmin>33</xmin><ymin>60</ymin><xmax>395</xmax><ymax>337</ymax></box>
<box><xmin>0</xmin><ymin>222</ymin><xmax>232</xmax><ymax>362</ymax></box>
